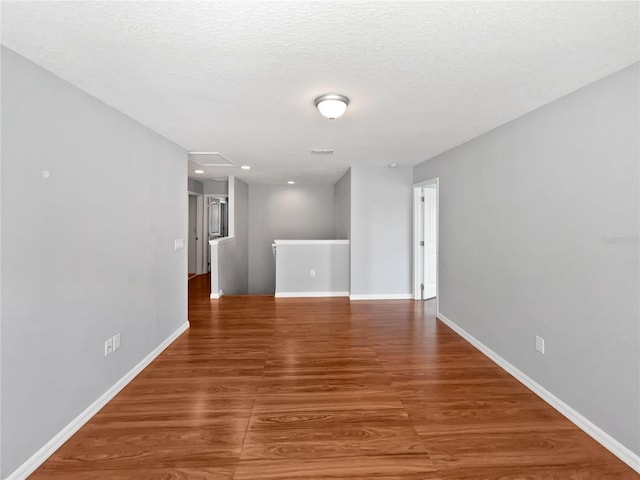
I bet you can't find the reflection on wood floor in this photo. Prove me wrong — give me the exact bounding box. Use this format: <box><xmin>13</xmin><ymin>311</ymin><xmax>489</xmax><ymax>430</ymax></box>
<box><xmin>30</xmin><ymin>275</ymin><xmax>636</xmax><ymax>479</ymax></box>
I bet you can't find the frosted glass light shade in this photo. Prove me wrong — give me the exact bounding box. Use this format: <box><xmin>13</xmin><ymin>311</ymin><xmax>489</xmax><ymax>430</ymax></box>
<box><xmin>314</xmin><ymin>94</ymin><xmax>349</xmax><ymax>119</ymax></box>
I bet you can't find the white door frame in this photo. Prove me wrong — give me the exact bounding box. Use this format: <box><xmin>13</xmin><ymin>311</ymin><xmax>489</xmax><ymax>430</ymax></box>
<box><xmin>413</xmin><ymin>178</ymin><xmax>439</xmax><ymax>312</ymax></box>
<box><xmin>188</xmin><ymin>193</ymin><xmax>197</xmax><ymax>274</ymax></box>
<box><xmin>188</xmin><ymin>191</ymin><xmax>206</xmax><ymax>275</ymax></box>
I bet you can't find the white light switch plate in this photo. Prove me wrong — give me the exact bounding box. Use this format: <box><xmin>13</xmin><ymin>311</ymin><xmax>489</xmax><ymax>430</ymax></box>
<box><xmin>113</xmin><ymin>333</ymin><xmax>121</xmax><ymax>351</ymax></box>
<box><xmin>535</xmin><ymin>335</ymin><xmax>545</xmax><ymax>354</ymax></box>
<box><xmin>174</xmin><ymin>238</ymin><xmax>184</xmax><ymax>250</ymax></box>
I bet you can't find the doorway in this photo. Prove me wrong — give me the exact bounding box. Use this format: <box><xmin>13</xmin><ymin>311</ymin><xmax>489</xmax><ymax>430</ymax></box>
<box><xmin>187</xmin><ymin>191</ymin><xmax>206</xmax><ymax>276</ymax></box>
<box><xmin>413</xmin><ymin>178</ymin><xmax>439</xmax><ymax>309</ymax></box>
<box><xmin>188</xmin><ymin>194</ymin><xmax>198</xmax><ymax>275</ymax></box>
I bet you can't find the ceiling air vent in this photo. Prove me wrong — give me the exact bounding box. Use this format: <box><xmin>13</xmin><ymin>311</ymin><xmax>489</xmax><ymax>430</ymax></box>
<box><xmin>188</xmin><ymin>152</ymin><xmax>235</xmax><ymax>167</ymax></box>
<box><xmin>310</xmin><ymin>149</ymin><xmax>334</xmax><ymax>155</ymax></box>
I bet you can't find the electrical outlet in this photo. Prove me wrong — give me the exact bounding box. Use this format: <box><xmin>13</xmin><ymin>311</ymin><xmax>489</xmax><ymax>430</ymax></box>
<box><xmin>105</xmin><ymin>337</ymin><xmax>113</xmax><ymax>356</ymax></box>
<box><xmin>113</xmin><ymin>333</ymin><xmax>121</xmax><ymax>351</ymax></box>
<box><xmin>310</xmin><ymin>269</ymin><xmax>316</xmax><ymax>277</ymax></box>
<box><xmin>535</xmin><ymin>335</ymin><xmax>545</xmax><ymax>354</ymax></box>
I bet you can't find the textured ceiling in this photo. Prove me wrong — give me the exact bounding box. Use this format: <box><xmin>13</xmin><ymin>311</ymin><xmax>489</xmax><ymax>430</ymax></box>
<box><xmin>2</xmin><ymin>1</ymin><xmax>639</xmax><ymax>184</ymax></box>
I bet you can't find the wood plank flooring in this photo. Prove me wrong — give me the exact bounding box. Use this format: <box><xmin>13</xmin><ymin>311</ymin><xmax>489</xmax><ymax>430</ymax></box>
<box><xmin>30</xmin><ymin>275</ymin><xmax>637</xmax><ymax>479</ymax></box>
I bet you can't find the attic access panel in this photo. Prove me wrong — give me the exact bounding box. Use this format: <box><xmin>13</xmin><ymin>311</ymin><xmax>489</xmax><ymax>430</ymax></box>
<box><xmin>188</xmin><ymin>152</ymin><xmax>235</xmax><ymax>167</ymax></box>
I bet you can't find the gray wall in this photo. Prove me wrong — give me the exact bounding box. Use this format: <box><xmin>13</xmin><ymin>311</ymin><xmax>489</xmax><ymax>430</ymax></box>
<box><xmin>203</xmin><ymin>179</ymin><xmax>228</xmax><ymax>195</ymax></box>
<box><xmin>334</xmin><ymin>169</ymin><xmax>351</xmax><ymax>239</ymax></box>
<box><xmin>350</xmin><ymin>166</ymin><xmax>414</xmax><ymax>296</ymax></box>
<box><xmin>248</xmin><ymin>184</ymin><xmax>335</xmax><ymax>294</ymax></box>
<box><xmin>275</xmin><ymin>242</ymin><xmax>350</xmax><ymax>295</ymax></box>
<box><xmin>216</xmin><ymin>177</ymin><xmax>249</xmax><ymax>295</ymax></box>
<box><xmin>188</xmin><ymin>177</ymin><xmax>204</xmax><ymax>194</ymax></box>
<box><xmin>1</xmin><ymin>47</ymin><xmax>188</xmax><ymax>477</ymax></box>
<box><xmin>414</xmin><ymin>63</ymin><xmax>640</xmax><ymax>455</ymax></box>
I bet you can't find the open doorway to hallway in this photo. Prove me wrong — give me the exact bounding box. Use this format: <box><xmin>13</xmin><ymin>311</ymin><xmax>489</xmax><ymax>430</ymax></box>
<box><xmin>187</xmin><ymin>192</ymin><xmax>206</xmax><ymax>279</ymax></box>
<box><xmin>188</xmin><ymin>194</ymin><xmax>197</xmax><ymax>277</ymax></box>
<box><xmin>413</xmin><ymin>178</ymin><xmax>439</xmax><ymax>309</ymax></box>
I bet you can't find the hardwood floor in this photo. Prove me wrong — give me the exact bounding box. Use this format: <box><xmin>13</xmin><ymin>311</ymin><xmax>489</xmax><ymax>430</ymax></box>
<box><xmin>30</xmin><ymin>275</ymin><xmax>637</xmax><ymax>479</ymax></box>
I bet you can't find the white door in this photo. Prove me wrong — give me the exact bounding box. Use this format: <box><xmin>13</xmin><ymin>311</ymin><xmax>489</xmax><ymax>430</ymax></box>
<box><xmin>423</xmin><ymin>186</ymin><xmax>437</xmax><ymax>299</ymax></box>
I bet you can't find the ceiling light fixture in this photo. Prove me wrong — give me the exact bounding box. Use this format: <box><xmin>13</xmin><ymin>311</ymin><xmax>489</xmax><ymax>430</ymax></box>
<box><xmin>314</xmin><ymin>93</ymin><xmax>349</xmax><ymax>119</ymax></box>
<box><xmin>388</xmin><ymin>163</ymin><xmax>398</xmax><ymax>168</ymax></box>
<box><xmin>241</xmin><ymin>165</ymin><xmax>251</xmax><ymax>170</ymax></box>
<box><xmin>288</xmin><ymin>181</ymin><xmax>295</xmax><ymax>184</ymax></box>
<box><xmin>194</xmin><ymin>169</ymin><xmax>204</xmax><ymax>174</ymax></box>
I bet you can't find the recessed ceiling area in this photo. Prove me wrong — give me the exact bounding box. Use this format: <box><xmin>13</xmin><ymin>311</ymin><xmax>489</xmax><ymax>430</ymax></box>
<box><xmin>2</xmin><ymin>1</ymin><xmax>638</xmax><ymax>184</ymax></box>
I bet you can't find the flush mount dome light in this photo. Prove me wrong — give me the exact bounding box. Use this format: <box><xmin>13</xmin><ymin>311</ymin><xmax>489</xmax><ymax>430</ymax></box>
<box><xmin>314</xmin><ymin>93</ymin><xmax>349</xmax><ymax>119</ymax></box>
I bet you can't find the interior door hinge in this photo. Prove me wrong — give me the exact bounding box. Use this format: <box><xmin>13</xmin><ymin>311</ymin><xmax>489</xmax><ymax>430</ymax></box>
<box><xmin>419</xmin><ymin>240</ymin><xmax>424</xmax><ymax>246</ymax></box>
<box><xmin>420</xmin><ymin>283</ymin><xmax>424</xmax><ymax>291</ymax></box>
<box><xmin>421</xmin><ymin>196</ymin><xmax>425</xmax><ymax>202</ymax></box>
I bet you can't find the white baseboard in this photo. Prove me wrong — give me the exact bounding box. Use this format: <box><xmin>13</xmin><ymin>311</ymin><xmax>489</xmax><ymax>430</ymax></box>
<box><xmin>275</xmin><ymin>291</ymin><xmax>350</xmax><ymax>298</ymax></box>
<box><xmin>210</xmin><ymin>293</ymin><xmax>220</xmax><ymax>299</ymax></box>
<box><xmin>6</xmin><ymin>321</ymin><xmax>190</xmax><ymax>480</ymax></box>
<box><xmin>436</xmin><ymin>311</ymin><xmax>640</xmax><ymax>474</ymax></box>
<box><xmin>349</xmin><ymin>293</ymin><xmax>413</xmax><ymax>300</ymax></box>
